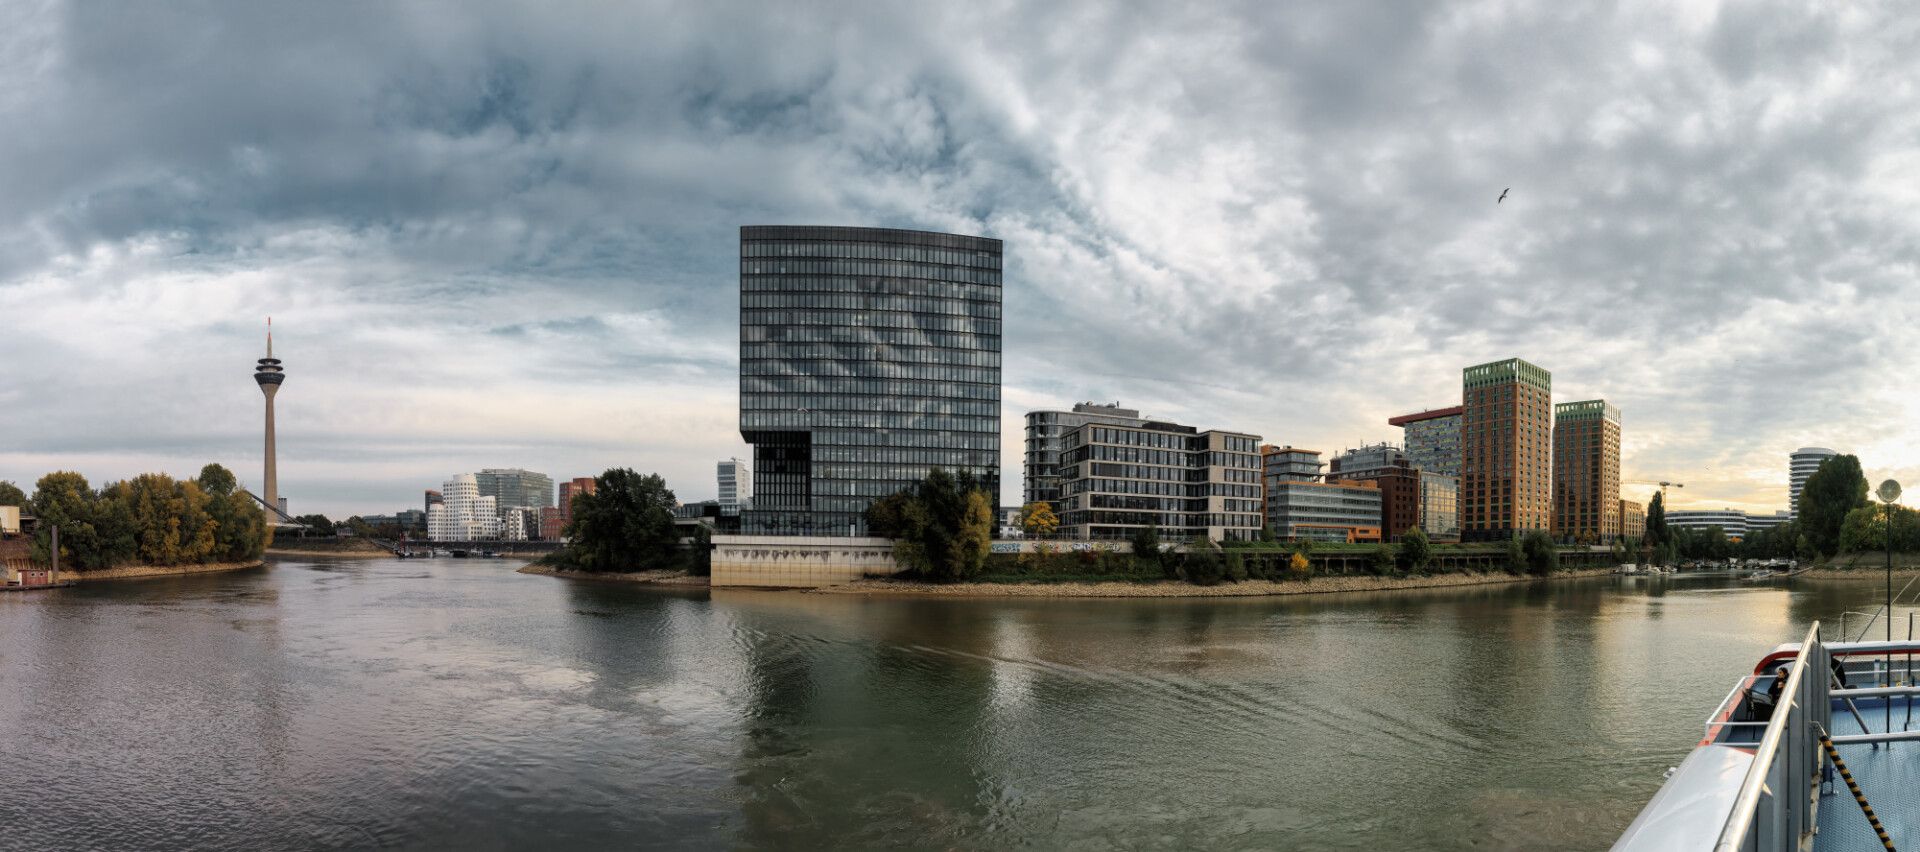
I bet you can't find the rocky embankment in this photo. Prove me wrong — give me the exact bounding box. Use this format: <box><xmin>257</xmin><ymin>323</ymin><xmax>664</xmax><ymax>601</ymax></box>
<box><xmin>69</xmin><ymin>561</ymin><xmax>265</xmax><ymax>581</ymax></box>
<box><xmin>515</xmin><ymin>563</ymin><xmax>709</xmax><ymax>586</ymax></box>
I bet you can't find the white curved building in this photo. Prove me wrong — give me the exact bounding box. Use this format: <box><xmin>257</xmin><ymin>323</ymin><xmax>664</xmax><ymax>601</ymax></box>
<box><xmin>1789</xmin><ymin>447</ymin><xmax>1838</xmax><ymax>518</ymax></box>
<box><xmin>428</xmin><ymin>473</ymin><xmax>500</xmax><ymax>541</ymax></box>
<box><xmin>1665</xmin><ymin>509</ymin><xmax>1749</xmax><ymax>539</ymax></box>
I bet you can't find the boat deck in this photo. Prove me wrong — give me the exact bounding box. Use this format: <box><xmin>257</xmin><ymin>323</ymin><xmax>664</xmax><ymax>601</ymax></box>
<box><xmin>1817</xmin><ymin>695</ymin><xmax>1920</xmax><ymax>851</ymax></box>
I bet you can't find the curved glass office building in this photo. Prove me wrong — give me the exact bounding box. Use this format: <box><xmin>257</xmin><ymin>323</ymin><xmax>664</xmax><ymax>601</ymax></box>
<box><xmin>739</xmin><ymin>226</ymin><xmax>1002</xmax><ymax>536</ymax></box>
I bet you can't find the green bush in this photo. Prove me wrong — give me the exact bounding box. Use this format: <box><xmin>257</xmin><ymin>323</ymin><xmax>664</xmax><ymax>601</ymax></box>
<box><xmin>1523</xmin><ymin>530</ymin><xmax>1558</xmax><ymax>576</ymax></box>
<box><xmin>1506</xmin><ymin>537</ymin><xmax>1527</xmax><ymax>575</ymax></box>
<box><xmin>1225</xmin><ymin>552</ymin><xmax>1248</xmax><ymax>582</ymax></box>
<box><xmin>1365</xmin><ymin>544</ymin><xmax>1395</xmax><ymax>576</ymax></box>
<box><xmin>1184</xmin><ymin>536</ymin><xmax>1224</xmax><ymax>585</ymax></box>
<box><xmin>1400</xmin><ymin>527</ymin><xmax>1431</xmax><ymax>574</ymax></box>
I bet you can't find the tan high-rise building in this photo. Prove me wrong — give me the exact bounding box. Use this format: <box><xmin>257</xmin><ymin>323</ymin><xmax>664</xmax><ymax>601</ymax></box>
<box><xmin>1461</xmin><ymin>358</ymin><xmax>1553</xmax><ymax>540</ymax></box>
<box><xmin>1553</xmin><ymin>400</ymin><xmax>1621</xmax><ymax>542</ymax></box>
<box><xmin>1619</xmin><ymin>499</ymin><xmax>1645</xmax><ymax>540</ymax></box>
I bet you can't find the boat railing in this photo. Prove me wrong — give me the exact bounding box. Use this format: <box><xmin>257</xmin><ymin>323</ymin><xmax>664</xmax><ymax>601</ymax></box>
<box><xmin>1712</xmin><ymin>622</ymin><xmax>1830</xmax><ymax>852</ymax></box>
<box><xmin>1703</xmin><ymin>675</ymin><xmax>1771</xmax><ymax>743</ymax></box>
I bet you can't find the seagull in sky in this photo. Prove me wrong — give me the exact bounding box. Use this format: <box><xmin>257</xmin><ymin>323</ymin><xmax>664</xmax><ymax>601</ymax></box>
<box><xmin>1497</xmin><ymin>188</ymin><xmax>1509</xmax><ymax>204</ymax></box>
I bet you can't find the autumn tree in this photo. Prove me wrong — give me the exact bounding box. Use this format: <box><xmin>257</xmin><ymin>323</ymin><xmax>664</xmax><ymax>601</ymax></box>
<box><xmin>1017</xmin><ymin>501</ymin><xmax>1060</xmax><ymax>538</ymax></box>
<box><xmin>865</xmin><ymin>468</ymin><xmax>995</xmax><ymax>582</ymax></box>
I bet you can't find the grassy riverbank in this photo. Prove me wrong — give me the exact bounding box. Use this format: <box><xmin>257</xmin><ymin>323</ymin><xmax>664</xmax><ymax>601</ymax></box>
<box><xmin>66</xmin><ymin>560</ymin><xmax>265</xmax><ymax>581</ymax></box>
<box><xmin>265</xmin><ymin>539</ymin><xmax>393</xmax><ymax>558</ymax></box>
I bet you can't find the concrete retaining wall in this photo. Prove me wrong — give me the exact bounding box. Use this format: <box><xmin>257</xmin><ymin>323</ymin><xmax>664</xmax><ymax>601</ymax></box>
<box><xmin>711</xmin><ymin>536</ymin><xmax>901</xmax><ymax>587</ymax></box>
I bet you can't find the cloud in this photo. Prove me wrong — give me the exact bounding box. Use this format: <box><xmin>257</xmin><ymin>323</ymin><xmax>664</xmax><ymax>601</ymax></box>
<box><xmin>4</xmin><ymin>0</ymin><xmax>1919</xmax><ymax>518</ymax></box>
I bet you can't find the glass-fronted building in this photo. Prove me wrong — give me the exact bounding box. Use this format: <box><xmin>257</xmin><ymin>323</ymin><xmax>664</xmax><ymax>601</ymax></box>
<box><xmin>739</xmin><ymin>226</ymin><xmax>1002</xmax><ymax>536</ymax></box>
<box><xmin>474</xmin><ymin>468</ymin><xmax>555</xmax><ymax>512</ymax></box>
<box><xmin>1388</xmin><ymin>406</ymin><xmax>1463</xmax><ymax>477</ymax></box>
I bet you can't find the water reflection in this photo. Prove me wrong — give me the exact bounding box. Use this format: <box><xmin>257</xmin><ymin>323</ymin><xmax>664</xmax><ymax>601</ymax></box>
<box><xmin>5</xmin><ymin>561</ymin><xmax>1913</xmax><ymax>850</ymax></box>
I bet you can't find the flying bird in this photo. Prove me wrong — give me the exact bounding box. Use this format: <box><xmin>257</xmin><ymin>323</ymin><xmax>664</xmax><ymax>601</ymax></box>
<box><xmin>1497</xmin><ymin>188</ymin><xmax>1509</xmax><ymax>204</ymax></box>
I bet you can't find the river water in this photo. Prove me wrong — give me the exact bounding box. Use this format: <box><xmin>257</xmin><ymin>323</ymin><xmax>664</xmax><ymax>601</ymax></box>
<box><xmin>0</xmin><ymin>558</ymin><xmax>1901</xmax><ymax>850</ymax></box>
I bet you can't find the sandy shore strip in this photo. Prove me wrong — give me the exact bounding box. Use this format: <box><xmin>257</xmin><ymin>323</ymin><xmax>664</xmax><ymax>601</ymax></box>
<box><xmin>265</xmin><ymin>549</ymin><xmax>391</xmax><ymax>558</ymax></box>
<box><xmin>515</xmin><ymin>563</ymin><xmax>709</xmax><ymax>586</ymax></box>
<box><xmin>802</xmin><ymin>567</ymin><xmax>1615</xmax><ymax>598</ymax></box>
<box><xmin>68</xmin><ymin>560</ymin><xmax>266</xmax><ymax>581</ymax></box>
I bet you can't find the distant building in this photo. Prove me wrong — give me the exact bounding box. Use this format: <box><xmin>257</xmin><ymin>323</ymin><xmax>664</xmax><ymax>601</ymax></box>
<box><xmin>1055</xmin><ymin>417</ymin><xmax>1262</xmax><ymax>541</ymax></box>
<box><xmin>1462</xmin><ymin>358</ymin><xmax>1554</xmax><ymax>540</ymax></box>
<box><xmin>1619</xmin><ymin>499</ymin><xmax>1646</xmax><ymax>540</ymax></box>
<box><xmin>475</xmin><ymin>469</ymin><xmax>554</xmax><ymax>512</ymax></box>
<box><xmin>1667</xmin><ymin>509</ymin><xmax>1751</xmax><ymax>540</ymax></box>
<box><xmin>718</xmin><ymin>458</ymin><xmax>751</xmax><ymax>509</ymax></box>
<box><xmin>1790</xmin><ymin>447</ymin><xmax>1838</xmax><ymax>519</ymax></box>
<box><xmin>1419</xmin><ymin>472</ymin><xmax>1461</xmax><ymax>542</ymax></box>
<box><xmin>1388</xmin><ymin>406</ymin><xmax>1463</xmax><ymax>477</ymax></box>
<box><xmin>739</xmin><ymin>225</ymin><xmax>1003</xmax><ymax>537</ymax></box>
<box><xmin>542</xmin><ymin>477</ymin><xmax>597</xmax><ymax>540</ymax></box>
<box><xmin>425</xmin><ymin>490</ymin><xmax>443</xmax><ymax>515</ymax></box>
<box><xmin>1262</xmin><ymin>446</ymin><xmax>1383</xmax><ymax>542</ymax></box>
<box><xmin>1553</xmin><ymin>399</ymin><xmax>1622</xmax><ymax>543</ymax></box>
<box><xmin>428</xmin><ymin>474</ymin><xmax>499</xmax><ymax>541</ymax></box>
<box><xmin>277</xmin><ymin>496</ymin><xmax>289</xmax><ymax>518</ymax></box>
<box><xmin>1329</xmin><ymin>444</ymin><xmax>1419</xmax><ymax>542</ymax></box>
<box><xmin>1024</xmin><ymin>403</ymin><xmax>1154</xmax><ymax>510</ymax></box>
<box><xmin>1745</xmin><ymin>511</ymin><xmax>1793</xmax><ymax>534</ymax></box>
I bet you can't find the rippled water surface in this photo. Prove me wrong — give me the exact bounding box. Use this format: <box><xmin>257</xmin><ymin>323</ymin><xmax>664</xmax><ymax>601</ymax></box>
<box><xmin>0</xmin><ymin>559</ymin><xmax>1903</xmax><ymax>850</ymax></box>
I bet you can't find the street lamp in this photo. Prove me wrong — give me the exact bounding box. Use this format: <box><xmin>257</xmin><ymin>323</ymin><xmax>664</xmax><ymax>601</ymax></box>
<box><xmin>1877</xmin><ymin>478</ymin><xmax>1903</xmax><ymax>643</ymax></box>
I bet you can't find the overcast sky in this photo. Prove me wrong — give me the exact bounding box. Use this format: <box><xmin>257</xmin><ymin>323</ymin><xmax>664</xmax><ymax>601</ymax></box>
<box><xmin>4</xmin><ymin>0</ymin><xmax>1919</xmax><ymax>519</ymax></box>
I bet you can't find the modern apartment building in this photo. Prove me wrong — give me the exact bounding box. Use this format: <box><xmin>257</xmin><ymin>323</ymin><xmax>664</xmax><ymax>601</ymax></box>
<box><xmin>1388</xmin><ymin>406</ymin><xmax>1463</xmax><ymax>477</ymax></box>
<box><xmin>1619</xmin><ymin>499</ymin><xmax>1645</xmax><ymax>540</ymax></box>
<box><xmin>1552</xmin><ymin>399</ymin><xmax>1622</xmax><ymax>542</ymax></box>
<box><xmin>1789</xmin><ymin>447</ymin><xmax>1838</xmax><ymax>518</ymax></box>
<box><xmin>427</xmin><ymin>474</ymin><xmax>499</xmax><ymax>541</ymax></box>
<box><xmin>475</xmin><ymin>468</ymin><xmax>554</xmax><ymax>513</ymax></box>
<box><xmin>1329</xmin><ymin>443</ymin><xmax>1419</xmax><ymax>541</ymax></box>
<box><xmin>1056</xmin><ymin>419</ymin><xmax>1262</xmax><ymax>541</ymax></box>
<box><xmin>1024</xmin><ymin>402</ymin><xmax>1154</xmax><ymax>510</ymax></box>
<box><xmin>1261</xmin><ymin>445</ymin><xmax>1383</xmax><ymax>542</ymax></box>
<box><xmin>739</xmin><ymin>225</ymin><xmax>1002</xmax><ymax>536</ymax></box>
<box><xmin>717</xmin><ymin>458</ymin><xmax>751</xmax><ymax>509</ymax></box>
<box><xmin>1462</xmin><ymin>358</ymin><xmax>1553</xmax><ymax>540</ymax></box>
<box><xmin>1665</xmin><ymin>509</ymin><xmax>1750</xmax><ymax>539</ymax></box>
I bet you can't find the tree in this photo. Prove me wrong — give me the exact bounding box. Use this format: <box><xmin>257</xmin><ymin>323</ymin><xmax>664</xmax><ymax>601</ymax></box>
<box><xmin>1017</xmin><ymin>501</ymin><xmax>1060</xmax><ymax>538</ymax></box>
<box><xmin>1506</xmin><ymin>536</ymin><xmax>1527</xmax><ymax>575</ymax></box>
<box><xmin>1184</xmin><ymin>536</ymin><xmax>1224</xmax><ymax>585</ymax></box>
<box><xmin>1800</xmin><ymin>455</ymin><xmax>1870</xmax><ymax>557</ymax></box>
<box><xmin>1366</xmin><ymin>543</ymin><xmax>1395</xmax><ymax>576</ymax></box>
<box><xmin>1225</xmin><ymin>551</ymin><xmax>1249</xmax><ymax>582</ymax></box>
<box><xmin>0</xmin><ymin>480</ymin><xmax>27</xmax><ymax>508</ymax></box>
<box><xmin>294</xmin><ymin>514</ymin><xmax>337</xmax><ymax>536</ymax></box>
<box><xmin>1523</xmin><ymin>530</ymin><xmax>1558</xmax><ymax>576</ymax></box>
<box><xmin>1287</xmin><ymin>550</ymin><xmax>1312</xmax><ymax>580</ymax></box>
<box><xmin>862</xmin><ymin>468</ymin><xmax>994</xmax><ymax>582</ymax></box>
<box><xmin>1645</xmin><ymin>492</ymin><xmax>1669</xmax><ymax>550</ymax></box>
<box><xmin>564</xmin><ymin>468</ymin><xmax>682</xmax><ymax>573</ymax></box>
<box><xmin>1131</xmin><ymin>522</ymin><xmax>1163</xmax><ymax>572</ymax></box>
<box><xmin>1400</xmin><ymin>527</ymin><xmax>1432</xmax><ymax>574</ymax></box>
<box><xmin>1259</xmin><ymin>523</ymin><xmax>1279</xmax><ymax>544</ymax></box>
<box><xmin>1840</xmin><ymin>504</ymin><xmax>1920</xmax><ymax>554</ymax></box>
<box><xmin>686</xmin><ymin>524</ymin><xmax>714</xmax><ymax>576</ymax></box>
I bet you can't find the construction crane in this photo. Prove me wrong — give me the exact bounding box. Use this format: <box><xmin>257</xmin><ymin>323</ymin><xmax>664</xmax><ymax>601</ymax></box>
<box><xmin>1623</xmin><ymin>480</ymin><xmax>1684</xmax><ymax>502</ymax></box>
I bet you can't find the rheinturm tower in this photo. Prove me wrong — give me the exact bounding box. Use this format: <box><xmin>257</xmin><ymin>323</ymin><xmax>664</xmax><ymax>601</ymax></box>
<box><xmin>253</xmin><ymin>320</ymin><xmax>285</xmax><ymax>518</ymax></box>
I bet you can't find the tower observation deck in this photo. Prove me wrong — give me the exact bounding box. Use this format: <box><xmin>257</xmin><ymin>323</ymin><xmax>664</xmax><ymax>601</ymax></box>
<box><xmin>255</xmin><ymin>320</ymin><xmax>285</xmax><ymax>521</ymax></box>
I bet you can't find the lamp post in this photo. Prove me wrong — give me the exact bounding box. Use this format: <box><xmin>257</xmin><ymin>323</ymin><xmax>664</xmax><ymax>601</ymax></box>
<box><xmin>1877</xmin><ymin>479</ymin><xmax>1903</xmax><ymax>643</ymax></box>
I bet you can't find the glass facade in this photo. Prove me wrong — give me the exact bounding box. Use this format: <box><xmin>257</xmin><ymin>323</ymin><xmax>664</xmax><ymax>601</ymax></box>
<box><xmin>739</xmin><ymin>226</ymin><xmax>1002</xmax><ymax>536</ymax></box>
<box><xmin>1390</xmin><ymin>408</ymin><xmax>1462</xmax><ymax>477</ymax></box>
<box><xmin>1418</xmin><ymin>472</ymin><xmax>1460</xmax><ymax>542</ymax></box>
<box><xmin>474</xmin><ymin>468</ymin><xmax>555</xmax><ymax>512</ymax></box>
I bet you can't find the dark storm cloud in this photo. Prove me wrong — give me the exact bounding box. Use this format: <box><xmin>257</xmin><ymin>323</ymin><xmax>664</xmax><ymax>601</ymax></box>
<box><xmin>4</xmin><ymin>0</ymin><xmax>1918</xmax><ymax>515</ymax></box>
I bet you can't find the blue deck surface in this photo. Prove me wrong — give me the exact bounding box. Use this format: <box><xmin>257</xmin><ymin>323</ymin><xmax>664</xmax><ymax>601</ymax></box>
<box><xmin>1817</xmin><ymin>696</ymin><xmax>1920</xmax><ymax>851</ymax></box>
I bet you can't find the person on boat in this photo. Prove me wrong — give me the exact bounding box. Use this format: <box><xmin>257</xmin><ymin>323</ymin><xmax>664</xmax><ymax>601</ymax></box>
<box><xmin>1764</xmin><ymin>665</ymin><xmax>1789</xmax><ymax>708</ymax></box>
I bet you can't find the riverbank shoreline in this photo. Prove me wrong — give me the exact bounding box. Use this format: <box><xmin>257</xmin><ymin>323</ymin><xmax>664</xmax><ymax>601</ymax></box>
<box><xmin>68</xmin><ymin>560</ymin><xmax>265</xmax><ymax>582</ymax></box>
<box><xmin>515</xmin><ymin>563</ymin><xmax>709</xmax><ymax>586</ymax></box>
<box><xmin>518</xmin><ymin>561</ymin><xmax>1615</xmax><ymax>597</ymax></box>
<box><xmin>805</xmin><ymin>566</ymin><xmax>1616</xmax><ymax>598</ymax></box>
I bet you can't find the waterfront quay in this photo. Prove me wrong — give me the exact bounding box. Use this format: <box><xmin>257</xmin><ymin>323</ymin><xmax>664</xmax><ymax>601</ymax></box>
<box><xmin>0</xmin><ymin>555</ymin><xmax>1887</xmax><ymax>851</ymax></box>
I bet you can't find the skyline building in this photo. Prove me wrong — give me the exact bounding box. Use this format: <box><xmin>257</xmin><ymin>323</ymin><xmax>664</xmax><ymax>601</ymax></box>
<box><xmin>718</xmin><ymin>458</ymin><xmax>750</xmax><ymax>509</ymax></box>
<box><xmin>475</xmin><ymin>468</ymin><xmax>554</xmax><ymax>512</ymax></box>
<box><xmin>1024</xmin><ymin>402</ymin><xmax>1155</xmax><ymax>510</ymax></box>
<box><xmin>1260</xmin><ymin>445</ymin><xmax>1383</xmax><ymax>542</ymax></box>
<box><xmin>1462</xmin><ymin>358</ymin><xmax>1554</xmax><ymax>540</ymax></box>
<box><xmin>1329</xmin><ymin>443</ymin><xmax>1420</xmax><ymax>542</ymax></box>
<box><xmin>1552</xmin><ymin>399</ymin><xmax>1622</xmax><ymax>542</ymax></box>
<box><xmin>427</xmin><ymin>473</ymin><xmax>499</xmax><ymax>541</ymax></box>
<box><xmin>1789</xmin><ymin>447</ymin><xmax>1838</xmax><ymax>518</ymax></box>
<box><xmin>739</xmin><ymin>225</ymin><xmax>1003</xmax><ymax>536</ymax></box>
<box><xmin>1056</xmin><ymin>417</ymin><xmax>1262</xmax><ymax>541</ymax></box>
<box><xmin>1387</xmin><ymin>406</ymin><xmax>1463</xmax><ymax>477</ymax></box>
<box><xmin>252</xmin><ymin>320</ymin><xmax>286</xmax><ymax>522</ymax></box>
<box><xmin>1620</xmin><ymin>499</ymin><xmax>1645</xmax><ymax>539</ymax></box>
